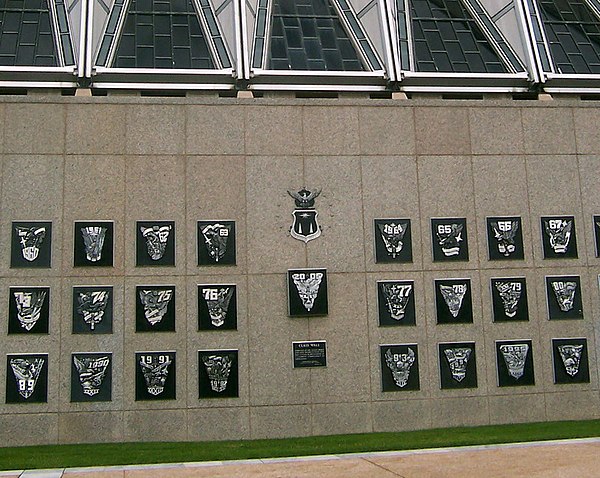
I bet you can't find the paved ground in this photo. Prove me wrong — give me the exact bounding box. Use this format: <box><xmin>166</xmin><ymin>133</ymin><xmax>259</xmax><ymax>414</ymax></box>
<box><xmin>2</xmin><ymin>438</ymin><xmax>600</xmax><ymax>478</ymax></box>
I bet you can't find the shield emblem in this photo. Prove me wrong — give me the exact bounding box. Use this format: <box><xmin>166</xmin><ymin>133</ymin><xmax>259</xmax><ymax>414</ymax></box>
<box><xmin>291</xmin><ymin>209</ymin><xmax>321</xmax><ymax>243</ymax></box>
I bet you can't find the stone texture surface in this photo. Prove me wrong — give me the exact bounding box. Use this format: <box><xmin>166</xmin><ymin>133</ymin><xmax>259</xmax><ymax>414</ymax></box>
<box><xmin>0</xmin><ymin>98</ymin><xmax>599</xmax><ymax>446</ymax></box>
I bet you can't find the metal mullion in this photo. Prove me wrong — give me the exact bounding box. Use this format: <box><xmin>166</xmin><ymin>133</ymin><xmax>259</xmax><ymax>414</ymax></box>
<box><xmin>191</xmin><ymin>0</ymin><xmax>224</xmax><ymax>69</ymax></box>
<box><xmin>104</xmin><ymin>0</ymin><xmax>132</xmax><ymax>67</ymax></box>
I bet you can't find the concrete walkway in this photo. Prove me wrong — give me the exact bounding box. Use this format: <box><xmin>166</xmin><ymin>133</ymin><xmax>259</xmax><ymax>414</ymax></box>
<box><xmin>3</xmin><ymin>438</ymin><xmax>600</xmax><ymax>478</ymax></box>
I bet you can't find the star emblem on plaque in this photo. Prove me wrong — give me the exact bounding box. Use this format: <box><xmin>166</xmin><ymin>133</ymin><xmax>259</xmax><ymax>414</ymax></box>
<box><xmin>288</xmin><ymin>188</ymin><xmax>321</xmax><ymax>243</ymax></box>
<box><xmin>545</xmin><ymin>275</ymin><xmax>583</xmax><ymax>320</ymax></box>
<box><xmin>11</xmin><ymin>221</ymin><xmax>52</xmax><ymax>268</ymax></box>
<box><xmin>541</xmin><ymin>216</ymin><xmax>578</xmax><ymax>259</ymax></box>
<box><xmin>6</xmin><ymin>354</ymin><xmax>48</xmax><ymax>403</ymax></box>
<box><xmin>552</xmin><ymin>338</ymin><xmax>590</xmax><ymax>384</ymax></box>
<box><xmin>496</xmin><ymin>340</ymin><xmax>535</xmax><ymax>387</ymax></box>
<box><xmin>431</xmin><ymin>218</ymin><xmax>469</xmax><ymax>262</ymax></box>
<box><xmin>287</xmin><ymin>268</ymin><xmax>328</xmax><ymax>316</ymax></box>
<box><xmin>377</xmin><ymin>280</ymin><xmax>416</xmax><ymax>326</ymax></box>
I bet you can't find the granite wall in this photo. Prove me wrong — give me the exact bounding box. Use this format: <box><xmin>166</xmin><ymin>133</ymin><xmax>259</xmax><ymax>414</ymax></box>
<box><xmin>0</xmin><ymin>95</ymin><xmax>599</xmax><ymax>446</ymax></box>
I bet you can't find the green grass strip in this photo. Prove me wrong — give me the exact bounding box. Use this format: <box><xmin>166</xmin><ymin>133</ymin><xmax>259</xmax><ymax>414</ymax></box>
<box><xmin>1</xmin><ymin>419</ymin><xmax>599</xmax><ymax>471</ymax></box>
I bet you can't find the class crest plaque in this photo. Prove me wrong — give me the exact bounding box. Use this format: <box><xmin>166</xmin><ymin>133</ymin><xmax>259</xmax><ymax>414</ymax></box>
<box><xmin>288</xmin><ymin>188</ymin><xmax>321</xmax><ymax>243</ymax></box>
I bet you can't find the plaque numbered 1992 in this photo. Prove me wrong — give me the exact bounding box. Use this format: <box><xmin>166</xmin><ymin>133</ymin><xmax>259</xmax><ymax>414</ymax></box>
<box><xmin>496</xmin><ymin>340</ymin><xmax>535</xmax><ymax>387</ymax></box>
<box><xmin>198</xmin><ymin>350</ymin><xmax>239</xmax><ymax>398</ymax></box>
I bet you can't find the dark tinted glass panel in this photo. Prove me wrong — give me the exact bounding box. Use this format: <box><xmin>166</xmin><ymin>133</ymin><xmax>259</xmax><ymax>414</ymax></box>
<box><xmin>538</xmin><ymin>0</ymin><xmax>600</xmax><ymax>74</ymax></box>
<box><xmin>268</xmin><ymin>0</ymin><xmax>365</xmax><ymax>71</ymax></box>
<box><xmin>0</xmin><ymin>0</ymin><xmax>57</xmax><ymax>66</ymax></box>
<box><xmin>410</xmin><ymin>0</ymin><xmax>507</xmax><ymax>72</ymax></box>
<box><xmin>113</xmin><ymin>0</ymin><xmax>215</xmax><ymax>69</ymax></box>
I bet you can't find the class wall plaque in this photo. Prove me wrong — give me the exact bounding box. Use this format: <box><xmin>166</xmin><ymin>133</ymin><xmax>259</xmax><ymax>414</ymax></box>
<box><xmin>293</xmin><ymin>341</ymin><xmax>327</xmax><ymax>368</ymax></box>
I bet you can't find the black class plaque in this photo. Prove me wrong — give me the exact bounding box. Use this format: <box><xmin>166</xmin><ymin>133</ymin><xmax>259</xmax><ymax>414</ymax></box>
<box><xmin>198</xmin><ymin>220</ymin><xmax>236</xmax><ymax>265</ymax></box>
<box><xmin>8</xmin><ymin>286</ymin><xmax>50</xmax><ymax>334</ymax></box>
<box><xmin>288</xmin><ymin>269</ymin><xmax>328</xmax><ymax>317</ymax></box>
<box><xmin>373</xmin><ymin>219</ymin><xmax>413</xmax><ymax>263</ymax></box>
<box><xmin>72</xmin><ymin>286</ymin><xmax>113</xmax><ymax>334</ymax></box>
<box><xmin>71</xmin><ymin>353</ymin><xmax>112</xmax><ymax>402</ymax></box>
<box><xmin>486</xmin><ymin>216</ymin><xmax>524</xmax><ymax>261</ymax></box>
<box><xmin>491</xmin><ymin>278</ymin><xmax>529</xmax><ymax>322</ymax></box>
<box><xmin>435</xmin><ymin>279</ymin><xmax>473</xmax><ymax>324</ymax></box>
<box><xmin>11</xmin><ymin>221</ymin><xmax>52</xmax><ymax>268</ymax></box>
<box><xmin>380</xmin><ymin>344</ymin><xmax>420</xmax><ymax>391</ymax></box>
<box><xmin>135</xmin><ymin>351</ymin><xmax>176</xmax><ymax>400</ymax></box>
<box><xmin>541</xmin><ymin>216</ymin><xmax>578</xmax><ymax>259</ymax></box>
<box><xmin>293</xmin><ymin>341</ymin><xmax>327</xmax><ymax>368</ymax></box>
<box><xmin>496</xmin><ymin>340</ymin><xmax>535</xmax><ymax>387</ymax></box>
<box><xmin>6</xmin><ymin>354</ymin><xmax>48</xmax><ymax>403</ymax></box>
<box><xmin>431</xmin><ymin>218</ymin><xmax>469</xmax><ymax>262</ymax></box>
<box><xmin>552</xmin><ymin>338</ymin><xmax>590</xmax><ymax>384</ymax></box>
<box><xmin>136</xmin><ymin>221</ymin><xmax>175</xmax><ymax>266</ymax></box>
<box><xmin>545</xmin><ymin>276</ymin><xmax>583</xmax><ymax>320</ymax></box>
<box><xmin>198</xmin><ymin>350</ymin><xmax>239</xmax><ymax>398</ymax></box>
<box><xmin>74</xmin><ymin>221</ymin><xmax>114</xmax><ymax>267</ymax></box>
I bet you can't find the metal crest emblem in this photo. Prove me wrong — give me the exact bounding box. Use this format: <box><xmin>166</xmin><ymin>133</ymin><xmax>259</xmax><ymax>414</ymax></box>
<box><xmin>141</xmin><ymin>225</ymin><xmax>172</xmax><ymax>260</ymax></box>
<box><xmin>491</xmin><ymin>220</ymin><xmax>519</xmax><ymax>257</ymax></box>
<box><xmin>201</xmin><ymin>223</ymin><xmax>230</xmax><ymax>262</ymax></box>
<box><xmin>202</xmin><ymin>354</ymin><xmax>233</xmax><ymax>392</ymax></box>
<box><xmin>544</xmin><ymin>218</ymin><xmax>572</xmax><ymax>254</ymax></box>
<box><xmin>495</xmin><ymin>281</ymin><xmax>522</xmax><ymax>318</ymax></box>
<box><xmin>444</xmin><ymin>347</ymin><xmax>471</xmax><ymax>382</ymax></box>
<box><xmin>435</xmin><ymin>223</ymin><xmax>463</xmax><ymax>257</ymax></box>
<box><xmin>439</xmin><ymin>283</ymin><xmax>467</xmax><ymax>318</ymax></box>
<box><xmin>139</xmin><ymin>289</ymin><xmax>173</xmax><ymax>325</ymax></box>
<box><xmin>292</xmin><ymin>271</ymin><xmax>323</xmax><ymax>311</ymax></box>
<box><xmin>288</xmin><ymin>188</ymin><xmax>321</xmax><ymax>243</ymax></box>
<box><xmin>77</xmin><ymin>290</ymin><xmax>109</xmax><ymax>330</ymax></box>
<box><xmin>202</xmin><ymin>287</ymin><xmax>234</xmax><ymax>327</ymax></box>
<box><xmin>81</xmin><ymin>226</ymin><xmax>107</xmax><ymax>262</ymax></box>
<box><xmin>381</xmin><ymin>282</ymin><xmax>412</xmax><ymax>321</ymax></box>
<box><xmin>551</xmin><ymin>280</ymin><xmax>577</xmax><ymax>312</ymax></box>
<box><xmin>10</xmin><ymin>357</ymin><xmax>44</xmax><ymax>399</ymax></box>
<box><xmin>499</xmin><ymin>343</ymin><xmax>529</xmax><ymax>379</ymax></box>
<box><xmin>14</xmin><ymin>290</ymin><xmax>47</xmax><ymax>331</ymax></box>
<box><xmin>139</xmin><ymin>354</ymin><xmax>172</xmax><ymax>396</ymax></box>
<box><xmin>378</xmin><ymin>222</ymin><xmax>407</xmax><ymax>258</ymax></box>
<box><xmin>558</xmin><ymin>345</ymin><xmax>583</xmax><ymax>377</ymax></box>
<box><xmin>16</xmin><ymin>226</ymin><xmax>46</xmax><ymax>262</ymax></box>
<box><xmin>74</xmin><ymin>355</ymin><xmax>110</xmax><ymax>396</ymax></box>
<box><xmin>384</xmin><ymin>348</ymin><xmax>415</xmax><ymax>388</ymax></box>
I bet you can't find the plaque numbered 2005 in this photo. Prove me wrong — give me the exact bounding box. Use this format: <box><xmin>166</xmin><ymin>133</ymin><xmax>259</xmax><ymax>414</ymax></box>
<box><xmin>6</xmin><ymin>354</ymin><xmax>48</xmax><ymax>403</ymax></box>
<box><xmin>287</xmin><ymin>269</ymin><xmax>328</xmax><ymax>317</ymax></box>
<box><xmin>293</xmin><ymin>341</ymin><xmax>327</xmax><ymax>368</ymax></box>
<box><xmin>135</xmin><ymin>351</ymin><xmax>176</xmax><ymax>400</ymax></box>
<box><xmin>199</xmin><ymin>350</ymin><xmax>239</xmax><ymax>398</ymax></box>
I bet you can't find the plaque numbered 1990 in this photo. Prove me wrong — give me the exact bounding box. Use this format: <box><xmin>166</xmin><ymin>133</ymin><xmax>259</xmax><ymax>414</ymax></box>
<box><xmin>135</xmin><ymin>351</ymin><xmax>176</xmax><ymax>400</ymax></box>
<box><xmin>380</xmin><ymin>344</ymin><xmax>419</xmax><ymax>391</ymax></box>
<box><xmin>496</xmin><ymin>340</ymin><xmax>535</xmax><ymax>387</ymax></box>
<box><xmin>198</xmin><ymin>350</ymin><xmax>239</xmax><ymax>398</ymax></box>
<box><xmin>71</xmin><ymin>352</ymin><xmax>112</xmax><ymax>402</ymax></box>
<box><xmin>287</xmin><ymin>268</ymin><xmax>328</xmax><ymax>317</ymax></box>
<box><xmin>6</xmin><ymin>354</ymin><xmax>48</xmax><ymax>403</ymax></box>
<box><xmin>552</xmin><ymin>338</ymin><xmax>590</xmax><ymax>384</ymax></box>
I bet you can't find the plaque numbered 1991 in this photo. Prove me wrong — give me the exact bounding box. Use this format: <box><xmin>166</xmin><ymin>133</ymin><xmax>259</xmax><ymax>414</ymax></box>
<box><xmin>287</xmin><ymin>268</ymin><xmax>328</xmax><ymax>317</ymax></box>
<box><xmin>6</xmin><ymin>354</ymin><xmax>48</xmax><ymax>403</ymax></box>
<box><xmin>135</xmin><ymin>351</ymin><xmax>176</xmax><ymax>400</ymax></box>
<box><xmin>496</xmin><ymin>340</ymin><xmax>535</xmax><ymax>387</ymax></box>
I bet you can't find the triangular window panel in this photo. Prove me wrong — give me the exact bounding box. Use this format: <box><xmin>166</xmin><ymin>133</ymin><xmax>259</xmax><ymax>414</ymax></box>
<box><xmin>268</xmin><ymin>0</ymin><xmax>365</xmax><ymax>71</ymax></box>
<box><xmin>410</xmin><ymin>0</ymin><xmax>508</xmax><ymax>73</ymax></box>
<box><xmin>0</xmin><ymin>0</ymin><xmax>59</xmax><ymax>66</ymax></box>
<box><xmin>112</xmin><ymin>0</ymin><xmax>215</xmax><ymax>69</ymax></box>
<box><xmin>537</xmin><ymin>0</ymin><xmax>600</xmax><ymax>74</ymax></box>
